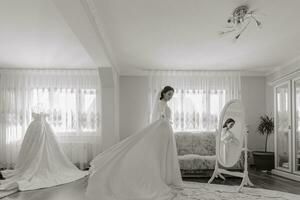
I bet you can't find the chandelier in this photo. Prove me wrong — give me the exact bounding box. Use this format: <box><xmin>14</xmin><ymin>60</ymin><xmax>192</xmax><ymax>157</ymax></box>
<box><xmin>219</xmin><ymin>5</ymin><xmax>262</xmax><ymax>40</ymax></box>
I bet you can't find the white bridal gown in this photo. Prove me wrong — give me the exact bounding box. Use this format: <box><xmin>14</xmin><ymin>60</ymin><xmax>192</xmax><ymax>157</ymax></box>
<box><xmin>86</xmin><ymin>100</ymin><xmax>183</xmax><ymax>200</ymax></box>
<box><xmin>0</xmin><ymin>113</ymin><xmax>88</xmax><ymax>191</ymax></box>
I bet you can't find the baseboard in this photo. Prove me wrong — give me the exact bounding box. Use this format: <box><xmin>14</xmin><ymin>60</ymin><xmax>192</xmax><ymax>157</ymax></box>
<box><xmin>272</xmin><ymin>169</ymin><xmax>300</xmax><ymax>182</ymax></box>
<box><xmin>181</xmin><ymin>169</ymin><xmax>243</xmax><ymax>178</ymax></box>
<box><xmin>181</xmin><ymin>169</ymin><xmax>213</xmax><ymax>178</ymax></box>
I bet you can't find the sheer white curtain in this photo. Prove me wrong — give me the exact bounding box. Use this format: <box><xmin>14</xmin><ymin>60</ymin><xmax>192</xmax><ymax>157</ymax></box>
<box><xmin>149</xmin><ymin>70</ymin><xmax>241</xmax><ymax>132</ymax></box>
<box><xmin>0</xmin><ymin>69</ymin><xmax>101</xmax><ymax>169</ymax></box>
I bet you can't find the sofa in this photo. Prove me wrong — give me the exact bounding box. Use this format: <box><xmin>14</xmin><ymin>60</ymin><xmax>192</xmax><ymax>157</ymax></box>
<box><xmin>174</xmin><ymin>131</ymin><xmax>247</xmax><ymax>177</ymax></box>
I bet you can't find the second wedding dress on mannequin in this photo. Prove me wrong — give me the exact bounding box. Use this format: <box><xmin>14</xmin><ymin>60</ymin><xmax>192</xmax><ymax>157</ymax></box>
<box><xmin>0</xmin><ymin>112</ymin><xmax>88</xmax><ymax>191</ymax></box>
<box><xmin>86</xmin><ymin>89</ymin><xmax>183</xmax><ymax>200</ymax></box>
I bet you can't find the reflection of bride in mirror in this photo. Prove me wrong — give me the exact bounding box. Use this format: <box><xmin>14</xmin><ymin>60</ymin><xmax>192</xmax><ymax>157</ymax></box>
<box><xmin>221</xmin><ymin>118</ymin><xmax>239</xmax><ymax>144</ymax></box>
<box><xmin>220</xmin><ymin>118</ymin><xmax>239</xmax><ymax>164</ymax></box>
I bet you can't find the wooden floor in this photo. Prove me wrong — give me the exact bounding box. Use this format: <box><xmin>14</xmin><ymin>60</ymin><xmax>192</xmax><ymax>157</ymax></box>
<box><xmin>184</xmin><ymin>169</ymin><xmax>300</xmax><ymax>195</ymax></box>
<box><xmin>2</xmin><ymin>169</ymin><xmax>300</xmax><ymax>200</ymax></box>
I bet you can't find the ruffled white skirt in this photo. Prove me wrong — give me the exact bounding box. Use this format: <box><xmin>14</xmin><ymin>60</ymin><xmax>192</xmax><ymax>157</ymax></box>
<box><xmin>86</xmin><ymin>119</ymin><xmax>183</xmax><ymax>200</ymax></box>
<box><xmin>0</xmin><ymin>119</ymin><xmax>87</xmax><ymax>191</ymax></box>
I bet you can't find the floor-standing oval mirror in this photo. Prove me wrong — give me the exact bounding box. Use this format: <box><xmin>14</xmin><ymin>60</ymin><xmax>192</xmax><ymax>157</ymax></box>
<box><xmin>208</xmin><ymin>99</ymin><xmax>253</xmax><ymax>192</ymax></box>
<box><xmin>219</xmin><ymin>100</ymin><xmax>245</xmax><ymax>168</ymax></box>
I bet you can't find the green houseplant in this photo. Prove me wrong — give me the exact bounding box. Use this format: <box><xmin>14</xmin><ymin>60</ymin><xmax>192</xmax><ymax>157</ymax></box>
<box><xmin>252</xmin><ymin>115</ymin><xmax>275</xmax><ymax>171</ymax></box>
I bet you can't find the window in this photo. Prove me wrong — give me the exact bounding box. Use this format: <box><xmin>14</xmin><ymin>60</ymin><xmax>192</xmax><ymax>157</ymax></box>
<box><xmin>31</xmin><ymin>88</ymin><xmax>99</xmax><ymax>134</ymax></box>
<box><xmin>149</xmin><ymin>71</ymin><xmax>241</xmax><ymax>133</ymax></box>
<box><xmin>0</xmin><ymin>69</ymin><xmax>101</xmax><ymax>169</ymax></box>
<box><xmin>169</xmin><ymin>89</ymin><xmax>226</xmax><ymax>132</ymax></box>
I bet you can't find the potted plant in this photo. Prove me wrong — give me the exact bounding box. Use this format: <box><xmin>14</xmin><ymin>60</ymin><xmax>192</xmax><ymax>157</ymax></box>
<box><xmin>252</xmin><ymin>115</ymin><xmax>275</xmax><ymax>171</ymax></box>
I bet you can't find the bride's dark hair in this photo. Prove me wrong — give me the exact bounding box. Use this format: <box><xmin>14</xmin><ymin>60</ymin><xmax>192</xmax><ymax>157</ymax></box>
<box><xmin>222</xmin><ymin>118</ymin><xmax>235</xmax><ymax>128</ymax></box>
<box><xmin>160</xmin><ymin>86</ymin><xmax>174</xmax><ymax>100</ymax></box>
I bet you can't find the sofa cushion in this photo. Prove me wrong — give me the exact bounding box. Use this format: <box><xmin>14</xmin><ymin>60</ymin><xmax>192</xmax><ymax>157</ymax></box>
<box><xmin>178</xmin><ymin>154</ymin><xmax>216</xmax><ymax>170</ymax></box>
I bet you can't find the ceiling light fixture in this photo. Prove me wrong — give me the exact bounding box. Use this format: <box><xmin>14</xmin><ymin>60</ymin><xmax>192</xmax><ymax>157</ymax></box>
<box><xmin>219</xmin><ymin>5</ymin><xmax>262</xmax><ymax>41</ymax></box>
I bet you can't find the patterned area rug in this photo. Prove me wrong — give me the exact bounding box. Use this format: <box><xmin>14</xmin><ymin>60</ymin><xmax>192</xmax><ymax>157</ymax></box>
<box><xmin>171</xmin><ymin>182</ymin><xmax>300</xmax><ymax>200</ymax></box>
<box><xmin>1</xmin><ymin>181</ymin><xmax>299</xmax><ymax>200</ymax></box>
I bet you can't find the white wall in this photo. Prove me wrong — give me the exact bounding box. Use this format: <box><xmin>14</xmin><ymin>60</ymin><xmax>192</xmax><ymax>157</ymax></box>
<box><xmin>119</xmin><ymin>76</ymin><xmax>149</xmax><ymax>139</ymax></box>
<box><xmin>99</xmin><ymin>67</ymin><xmax>120</xmax><ymax>151</ymax></box>
<box><xmin>241</xmin><ymin>76</ymin><xmax>273</xmax><ymax>152</ymax></box>
<box><xmin>119</xmin><ymin>75</ymin><xmax>269</xmax><ymax>151</ymax></box>
<box><xmin>113</xmin><ymin>67</ymin><xmax>120</xmax><ymax>143</ymax></box>
<box><xmin>265</xmin><ymin>83</ymin><xmax>274</xmax><ymax>115</ymax></box>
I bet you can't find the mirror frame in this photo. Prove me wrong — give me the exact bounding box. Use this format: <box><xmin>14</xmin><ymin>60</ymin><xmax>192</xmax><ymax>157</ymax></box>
<box><xmin>217</xmin><ymin>99</ymin><xmax>245</xmax><ymax>168</ymax></box>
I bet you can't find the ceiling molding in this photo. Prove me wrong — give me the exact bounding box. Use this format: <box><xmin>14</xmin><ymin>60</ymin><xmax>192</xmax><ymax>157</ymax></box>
<box><xmin>119</xmin><ymin>63</ymin><xmax>268</xmax><ymax>76</ymax></box>
<box><xmin>0</xmin><ymin>66</ymin><xmax>98</xmax><ymax>71</ymax></box>
<box><xmin>119</xmin><ymin>68</ymin><xmax>266</xmax><ymax>77</ymax></box>
<box><xmin>266</xmin><ymin>54</ymin><xmax>300</xmax><ymax>83</ymax></box>
<box><xmin>267</xmin><ymin>68</ymin><xmax>300</xmax><ymax>86</ymax></box>
<box><xmin>81</xmin><ymin>0</ymin><xmax>120</xmax><ymax>74</ymax></box>
<box><xmin>267</xmin><ymin>54</ymin><xmax>300</xmax><ymax>75</ymax></box>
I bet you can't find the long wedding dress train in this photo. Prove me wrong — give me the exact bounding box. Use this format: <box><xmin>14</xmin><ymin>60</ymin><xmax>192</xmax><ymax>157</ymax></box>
<box><xmin>0</xmin><ymin>113</ymin><xmax>88</xmax><ymax>191</ymax></box>
<box><xmin>86</xmin><ymin>100</ymin><xmax>183</xmax><ymax>200</ymax></box>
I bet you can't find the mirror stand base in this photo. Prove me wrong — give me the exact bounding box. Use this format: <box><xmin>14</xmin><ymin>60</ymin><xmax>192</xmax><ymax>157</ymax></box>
<box><xmin>208</xmin><ymin>168</ymin><xmax>225</xmax><ymax>184</ymax></box>
<box><xmin>209</xmin><ymin>99</ymin><xmax>254</xmax><ymax>192</ymax></box>
<box><xmin>208</xmin><ymin>167</ymin><xmax>254</xmax><ymax>192</ymax></box>
<box><xmin>237</xmin><ymin>171</ymin><xmax>254</xmax><ymax>192</ymax></box>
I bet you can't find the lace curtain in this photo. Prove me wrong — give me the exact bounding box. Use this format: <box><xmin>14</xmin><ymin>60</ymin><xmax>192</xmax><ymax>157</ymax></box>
<box><xmin>149</xmin><ymin>71</ymin><xmax>241</xmax><ymax>132</ymax></box>
<box><xmin>0</xmin><ymin>69</ymin><xmax>101</xmax><ymax>169</ymax></box>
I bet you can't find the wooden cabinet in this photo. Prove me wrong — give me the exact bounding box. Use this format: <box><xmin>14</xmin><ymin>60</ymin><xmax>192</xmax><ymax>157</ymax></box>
<box><xmin>273</xmin><ymin>77</ymin><xmax>300</xmax><ymax>181</ymax></box>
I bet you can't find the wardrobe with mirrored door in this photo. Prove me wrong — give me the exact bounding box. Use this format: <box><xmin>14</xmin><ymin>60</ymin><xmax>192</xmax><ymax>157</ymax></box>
<box><xmin>272</xmin><ymin>76</ymin><xmax>300</xmax><ymax>181</ymax></box>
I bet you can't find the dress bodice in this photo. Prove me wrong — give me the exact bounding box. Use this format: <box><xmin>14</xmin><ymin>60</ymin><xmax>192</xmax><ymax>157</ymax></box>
<box><xmin>221</xmin><ymin>129</ymin><xmax>239</xmax><ymax>145</ymax></box>
<box><xmin>150</xmin><ymin>100</ymin><xmax>172</xmax><ymax>123</ymax></box>
<box><xmin>157</xmin><ymin>100</ymin><xmax>171</xmax><ymax>121</ymax></box>
<box><xmin>32</xmin><ymin>112</ymin><xmax>47</xmax><ymax>121</ymax></box>
<box><xmin>164</xmin><ymin>103</ymin><xmax>171</xmax><ymax>121</ymax></box>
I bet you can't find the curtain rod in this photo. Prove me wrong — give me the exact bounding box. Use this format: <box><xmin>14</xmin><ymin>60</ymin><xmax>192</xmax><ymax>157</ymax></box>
<box><xmin>143</xmin><ymin>69</ymin><xmax>242</xmax><ymax>73</ymax></box>
<box><xmin>0</xmin><ymin>67</ymin><xmax>99</xmax><ymax>71</ymax></box>
<box><xmin>144</xmin><ymin>69</ymin><xmax>242</xmax><ymax>75</ymax></box>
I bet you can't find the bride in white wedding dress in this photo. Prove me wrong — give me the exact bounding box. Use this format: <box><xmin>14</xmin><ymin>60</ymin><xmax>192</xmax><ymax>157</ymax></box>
<box><xmin>86</xmin><ymin>86</ymin><xmax>183</xmax><ymax>200</ymax></box>
<box><xmin>0</xmin><ymin>112</ymin><xmax>87</xmax><ymax>191</ymax></box>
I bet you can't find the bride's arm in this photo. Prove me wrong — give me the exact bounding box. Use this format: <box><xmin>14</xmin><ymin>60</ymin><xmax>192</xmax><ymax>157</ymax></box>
<box><xmin>221</xmin><ymin>129</ymin><xmax>229</xmax><ymax>141</ymax></box>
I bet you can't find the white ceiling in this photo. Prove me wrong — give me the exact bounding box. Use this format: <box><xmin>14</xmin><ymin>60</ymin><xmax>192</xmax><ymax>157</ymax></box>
<box><xmin>0</xmin><ymin>0</ymin><xmax>96</xmax><ymax>68</ymax></box>
<box><xmin>92</xmin><ymin>0</ymin><xmax>300</xmax><ymax>74</ymax></box>
<box><xmin>1</xmin><ymin>0</ymin><xmax>300</xmax><ymax>75</ymax></box>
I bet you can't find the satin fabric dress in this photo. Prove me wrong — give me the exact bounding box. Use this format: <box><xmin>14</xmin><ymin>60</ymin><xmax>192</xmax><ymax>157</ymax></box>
<box><xmin>0</xmin><ymin>114</ymin><xmax>87</xmax><ymax>191</ymax></box>
<box><xmin>86</xmin><ymin>100</ymin><xmax>183</xmax><ymax>200</ymax></box>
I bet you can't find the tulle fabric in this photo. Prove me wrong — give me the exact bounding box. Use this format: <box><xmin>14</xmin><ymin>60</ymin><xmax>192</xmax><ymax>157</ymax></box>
<box><xmin>86</xmin><ymin>100</ymin><xmax>182</xmax><ymax>200</ymax></box>
<box><xmin>0</xmin><ymin>115</ymin><xmax>87</xmax><ymax>191</ymax></box>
